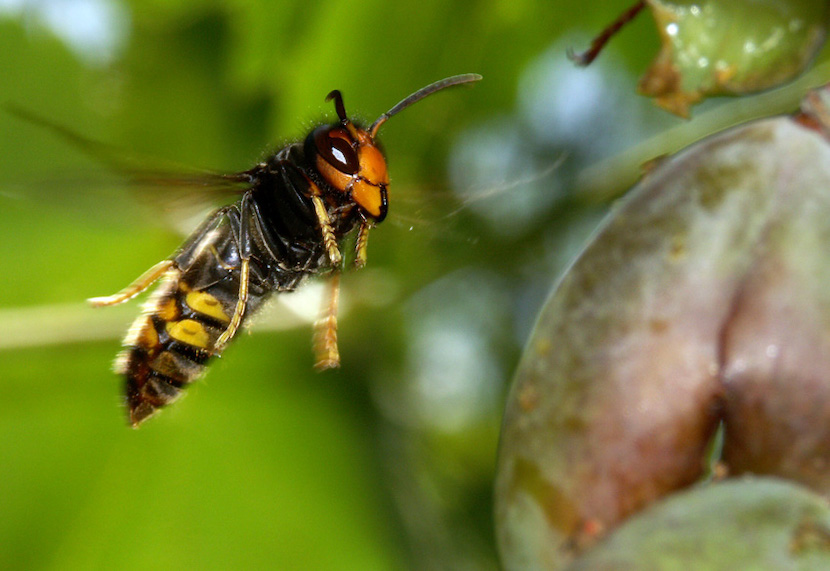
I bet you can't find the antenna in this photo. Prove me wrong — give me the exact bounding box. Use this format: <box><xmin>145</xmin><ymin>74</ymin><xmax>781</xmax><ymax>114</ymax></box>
<box><xmin>325</xmin><ymin>90</ymin><xmax>348</xmax><ymax>123</ymax></box>
<box><xmin>369</xmin><ymin>73</ymin><xmax>482</xmax><ymax>137</ymax></box>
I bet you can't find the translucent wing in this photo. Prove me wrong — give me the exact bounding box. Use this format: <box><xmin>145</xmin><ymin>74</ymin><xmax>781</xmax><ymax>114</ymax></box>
<box><xmin>3</xmin><ymin>105</ymin><xmax>252</xmax><ymax>233</ymax></box>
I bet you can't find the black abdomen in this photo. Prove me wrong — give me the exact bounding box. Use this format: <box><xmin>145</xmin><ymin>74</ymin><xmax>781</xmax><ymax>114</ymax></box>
<box><xmin>117</xmin><ymin>258</ymin><xmax>270</xmax><ymax>426</ymax></box>
<box><xmin>117</xmin><ymin>208</ymin><xmax>278</xmax><ymax>426</ymax></box>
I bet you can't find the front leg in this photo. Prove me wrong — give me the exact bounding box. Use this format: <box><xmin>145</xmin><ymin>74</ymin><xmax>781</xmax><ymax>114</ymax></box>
<box><xmin>310</xmin><ymin>194</ymin><xmax>343</xmax><ymax>268</ymax></box>
<box><xmin>354</xmin><ymin>219</ymin><xmax>371</xmax><ymax>269</ymax></box>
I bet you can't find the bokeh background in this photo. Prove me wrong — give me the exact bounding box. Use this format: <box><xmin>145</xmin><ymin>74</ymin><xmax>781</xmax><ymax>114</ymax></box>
<box><xmin>1</xmin><ymin>1</ymin><xmax>829</xmax><ymax>569</ymax></box>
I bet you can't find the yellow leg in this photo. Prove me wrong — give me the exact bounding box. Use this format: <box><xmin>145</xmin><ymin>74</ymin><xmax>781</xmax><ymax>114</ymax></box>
<box><xmin>88</xmin><ymin>260</ymin><xmax>174</xmax><ymax>307</ymax></box>
<box><xmin>215</xmin><ymin>258</ymin><xmax>250</xmax><ymax>350</ymax></box>
<box><xmin>311</xmin><ymin>194</ymin><xmax>342</xmax><ymax>267</ymax></box>
<box><xmin>354</xmin><ymin>220</ymin><xmax>371</xmax><ymax>269</ymax></box>
<box><xmin>314</xmin><ymin>272</ymin><xmax>341</xmax><ymax>370</ymax></box>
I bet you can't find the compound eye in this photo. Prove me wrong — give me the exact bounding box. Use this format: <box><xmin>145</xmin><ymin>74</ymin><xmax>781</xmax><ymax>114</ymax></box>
<box><xmin>315</xmin><ymin>128</ymin><xmax>359</xmax><ymax>175</ymax></box>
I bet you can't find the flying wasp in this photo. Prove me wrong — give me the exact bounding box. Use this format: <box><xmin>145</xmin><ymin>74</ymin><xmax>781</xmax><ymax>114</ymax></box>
<box><xmin>82</xmin><ymin>73</ymin><xmax>481</xmax><ymax>427</ymax></box>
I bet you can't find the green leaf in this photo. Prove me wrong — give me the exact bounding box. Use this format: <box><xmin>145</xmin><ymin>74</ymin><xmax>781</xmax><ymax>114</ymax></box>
<box><xmin>642</xmin><ymin>0</ymin><xmax>830</xmax><ymax>116</ymax></box>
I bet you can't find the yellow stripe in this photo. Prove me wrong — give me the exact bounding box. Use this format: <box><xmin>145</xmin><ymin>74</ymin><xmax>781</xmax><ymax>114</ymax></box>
<box><xmin>186</xmin><ymin>291</ymin><xmax>230</xmax><ymax>323</ymax></box>
<box><xmin>166</xmin><ymin>319</ymin><xmax>210</xmax><ymax>349</ymax></box>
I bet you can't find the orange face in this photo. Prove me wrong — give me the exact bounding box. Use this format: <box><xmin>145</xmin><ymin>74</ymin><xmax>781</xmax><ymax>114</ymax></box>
<box><xmin>312</xmin><ymin>123</ymin><xmax>390</xmax><ymax>222</ymax></box>
<box><xmin>308</xmin><ymin>75</ymin><xmax>481</xmax><ymax>222</ymax></box>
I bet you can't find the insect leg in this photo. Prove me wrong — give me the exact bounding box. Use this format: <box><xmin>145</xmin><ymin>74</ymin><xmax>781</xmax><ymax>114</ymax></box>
<box><xmin>310</xmin><ymin>193</ymin><xmax>343</xmax><ymax>267</ymax></box>
<box><xmin>284</xmin><ymin>161</ymin><xmax>342</xmax><ymax>268</ymax></box>
<box><xmin>214</xmin><ymin>196</ymin><xmax>253</xmax><ymax>350</ymax></box>
<box><xmin>354</xmin><ymin>219</ymin><xmax>371</xmax><ymax>269</ymax></box>
<box><xmin>214</xmin><ymin>258</ymin><xmax>249</xmax><ymax>350</ymax></box>
<box><xmin>89</xmin><ymin>205</ymin><xmax>236</xmax><ymax>308</ymax></box>
<box><xmin>88</xmin><ymin>259</ymin><xmax>174</xmax><ymax>307</ymax></box>
<box><xmin>313</xmin><ymin>272</ymin><xmax>341</xmax><ymax>370</ymax></box>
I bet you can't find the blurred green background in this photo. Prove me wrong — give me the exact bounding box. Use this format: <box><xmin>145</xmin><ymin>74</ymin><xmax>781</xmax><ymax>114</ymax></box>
<box><xmin>1</xmin><ymin>1</ymin><xmax>829</xmax><ymax>569</ymax></box>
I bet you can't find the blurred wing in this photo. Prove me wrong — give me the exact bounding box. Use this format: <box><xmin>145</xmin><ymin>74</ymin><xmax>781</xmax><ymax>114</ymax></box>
<box><xmin>3</xmin><ymin>105</ymin><xmax>252</xmax><ymax>234</ymax></box>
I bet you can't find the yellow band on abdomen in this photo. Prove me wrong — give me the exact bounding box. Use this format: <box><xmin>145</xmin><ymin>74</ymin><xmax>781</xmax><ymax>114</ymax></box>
<box><xmin>186</xmin><ymin>290</ymin><xmax>230</xmax><ymax>323</ymax></box>
<box><xmin>166</xmin><ymin>319</ymin><xmax>211</xmax><ymax>349</ymax></box>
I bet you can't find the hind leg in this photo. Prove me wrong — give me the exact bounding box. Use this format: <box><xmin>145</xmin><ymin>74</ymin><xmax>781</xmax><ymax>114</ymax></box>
<box><xmin>314</xmin><ymin>272</ymin><xmax>341</xmax><ymax>370</ymax></box>
<box><xmin>88</xmin><ymin>260</ymin><xmax>174</xmax><ymax>307</ymax></box>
